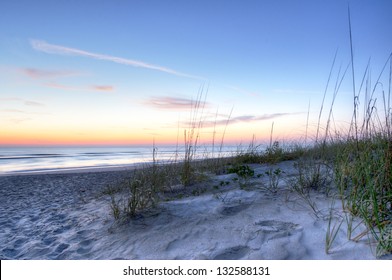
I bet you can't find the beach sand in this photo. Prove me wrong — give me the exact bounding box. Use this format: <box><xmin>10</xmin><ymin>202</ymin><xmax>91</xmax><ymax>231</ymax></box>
<box><xmin>0</xmin><ymin>160</ymin><xmax>390</xmax><ymax>260</ymax></box>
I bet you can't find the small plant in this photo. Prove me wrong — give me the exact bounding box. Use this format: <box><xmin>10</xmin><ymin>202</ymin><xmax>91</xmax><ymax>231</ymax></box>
<box><xmin>115</xmin><ymin>168</ymin><xmax>161</xmax><ymax>218</ymax></box>
<box><xmin>125</xmin><ymin>179</ymin><xmax>142</xmax><ymax>217</ymax></box>
<box><xmin>227</xmin><ymin>164</ymin><xmax>254</xmax><ymax>178</ymax></box>
<box><xmin>292</xmin><ymin>158</ymin><xmax>333</xmax><ymax>194</ymax></box>
<box><xmin>265</xmin><ymin>167</ymin><xmax>284</xmax><ymax>192</ymax></box>
<box><xmin>228</xmin><ymin>164</ymin><xmax>255</xmax><ymax>189</ymax></box>
<box><xmin>110</xmin><ymin>195</ymin><xmax>121</xmax><ymax>220</ymax></box>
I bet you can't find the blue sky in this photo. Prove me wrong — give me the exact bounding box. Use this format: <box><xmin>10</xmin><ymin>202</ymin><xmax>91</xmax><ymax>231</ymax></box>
<box><xmin>1</xmin><ymin>0</ymin><xmax>391</xmax><ymax>146</ymax></box>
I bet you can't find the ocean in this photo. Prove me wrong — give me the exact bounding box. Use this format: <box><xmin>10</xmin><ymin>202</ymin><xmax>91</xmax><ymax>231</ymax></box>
<box><xmin>0</xmin><ymin>145</ymin><xmax>240</xmax><ymax>175</ymax></box>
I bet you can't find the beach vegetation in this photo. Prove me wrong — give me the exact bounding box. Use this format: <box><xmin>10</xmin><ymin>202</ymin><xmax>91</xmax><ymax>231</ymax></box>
<box><xmin>105</xmin><ymin>16</ymin><xmax>391</xmax><ymax>256</ymax></box>
<box><xmin>110</xmin><ymin>195</ymin><xmax>121</xmax><ymax>220</ymax></box>
<box><xmin>227</xmin><ymin>164</ymin><xmax>255</xmax><ymax>189</ymax></box>
<box><xmin>265</xmin><ymin>168</ymin><xmax>284</xmax><ymax>193</ymax></box>
<box><xmin>227</xmin><ymin>164</ymin><xmax>254</xmax><ymax>178</ymax></box>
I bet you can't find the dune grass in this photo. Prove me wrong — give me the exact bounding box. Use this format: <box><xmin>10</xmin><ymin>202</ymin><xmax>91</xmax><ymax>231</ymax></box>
<box><xmin>106</xmin><ymin>77</ymin><xmax>391</xmax><ymax>257</ymax></box>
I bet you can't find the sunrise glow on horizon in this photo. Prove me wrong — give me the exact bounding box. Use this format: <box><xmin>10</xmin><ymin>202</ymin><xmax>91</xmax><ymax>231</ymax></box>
<box><xmin>1</xmin><ymin>0</ymin><xmax>391</xmax><ymax>147</ymax></box>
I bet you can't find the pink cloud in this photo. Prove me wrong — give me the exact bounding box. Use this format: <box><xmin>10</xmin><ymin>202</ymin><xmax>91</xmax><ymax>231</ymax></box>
<box><xmin>19</xmin><ymin>68</ymin><xmax>80</xmax><ymax>79</ymax></box>
<box><xmin>145</xmin><ymin>96</ymin><xmax>211</xmax><ymax>110</ymax></box>
<box><xmin>44</xmin><ymin>82</ymin><xmax>114</xmax><ymax>92</ymax></box>
<box><xmin>91</xmin><ymin>85</ymin><xmax>114</xmax><ymax>92</ymax></box>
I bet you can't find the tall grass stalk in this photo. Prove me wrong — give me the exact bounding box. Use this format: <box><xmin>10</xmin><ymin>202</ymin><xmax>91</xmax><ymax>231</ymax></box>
<box><xmin>182</xmin><ymin>85</ymin><xmax>208</xmax><ymax>185</ymax></box>
<box><xmin>325</xmin><ymin>199</ymin><xmax>343</xmax><ymax>254</ymax></box>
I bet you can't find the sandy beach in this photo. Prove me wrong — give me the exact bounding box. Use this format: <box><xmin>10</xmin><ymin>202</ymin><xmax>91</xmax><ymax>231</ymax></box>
<box><xmin>0</xmin><ymin>160</ymin><xmax>391</xmax><ymax>260</ymax></box>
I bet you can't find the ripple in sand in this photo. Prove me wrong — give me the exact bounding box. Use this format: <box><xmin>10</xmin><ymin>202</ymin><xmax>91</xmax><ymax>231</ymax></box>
<box><xmin>213</xmin><ymin>245</ymin><xmax>250</xmax><ymax>260</ymax></box>
<box><xmin>55</xmin><ymin>243</ymin><xmax>69</xmax><ymax>254</ymax></box>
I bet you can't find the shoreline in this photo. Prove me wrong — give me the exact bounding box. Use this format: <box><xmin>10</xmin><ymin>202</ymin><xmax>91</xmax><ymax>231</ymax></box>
<box><xmin>0</xmin><ymin>163</ymin><xmax>143</xmax><ymax>177</ymax></box>
<box><xmin>0</xmin><ymin>145</ymin><xmax>239</xmax><ymax>177</ymax></box>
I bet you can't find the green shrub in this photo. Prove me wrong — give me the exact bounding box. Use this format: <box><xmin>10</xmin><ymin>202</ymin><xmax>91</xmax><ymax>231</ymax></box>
<box><xmin>227</xmin><ymin>164</ymin><xmax>254</xmax><ymax>178</ymax></box>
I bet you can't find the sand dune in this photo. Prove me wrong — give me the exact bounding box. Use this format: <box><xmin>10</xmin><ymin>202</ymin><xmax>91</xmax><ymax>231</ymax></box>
<box><xmin>0</xmin><ymin>161</ymin><xmax>390</xmax><ymax>260</ymax></box>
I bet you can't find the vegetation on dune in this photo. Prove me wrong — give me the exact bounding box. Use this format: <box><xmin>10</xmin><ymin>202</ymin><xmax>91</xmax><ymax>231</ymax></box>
<box><xmin>105</xmin><ymin>11</ymin><xmax>392</xmax><ymax>257</ymax></box>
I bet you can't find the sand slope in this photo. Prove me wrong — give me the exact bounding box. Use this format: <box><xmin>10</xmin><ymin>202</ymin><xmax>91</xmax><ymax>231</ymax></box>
<box><xmin>0</xmin><ymin>161</ymin><xmax>390</xmax><ymax>260</ymax></box>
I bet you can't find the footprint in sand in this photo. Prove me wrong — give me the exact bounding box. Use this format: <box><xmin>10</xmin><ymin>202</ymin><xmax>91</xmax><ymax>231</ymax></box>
<box><xmin>255</xmin><ymin>220</ymin><xmax>301</xmax><ymax>233</ymax></box>
<box><xmin>42</xmin><ymin>236</ymin><xmax>57</xmax><ymax>246</ymax></box>
<box><xmin>76</xmin><ymin>239</ymin><xmax>94</xmax><ymax>255</ymax></box>
<box><xmin>250</xmin><ymin>220</ymin><xmax>306</xmax><ymax>259</ymax></box>
<box><xmin>218</xmin><ymin>203</ymin><xmax>251</xmax><ymax>216</ymax></box>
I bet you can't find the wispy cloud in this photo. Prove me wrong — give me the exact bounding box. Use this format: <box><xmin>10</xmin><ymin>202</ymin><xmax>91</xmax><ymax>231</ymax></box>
<box><xmin>0</xmin><ymin>108</ymin><xmax>47</xmax><ymax>115</ymax></box>
<box><xmin>1</xmin><ymin>109</ymin><xmax>27</xmax><ymax>113</ymax></box>
<box><xmin>187</xmin><ymin>113</ymin><xmax>300</xmax><ymax>128</ymax></box>
<box><xmin>0</xmin><ymin>97</ymin><xmax>45</xmax><ymax>107</ymax></box>
<box><xmin>30</xmin><ymin>39</ymin><xmax>204</xmax><ymax>80</ymax></box>
<box><xmin>44</xmin><ymin>82</ymin><xmax>114</xmax><ymax>92</ymax></box>
<box><xmin>230</xmin><ymin>113</ymin><xmax>291</xmax><ymax>123</ymax></box>
<box><xmin>24</xmin><ymin>100</ymin><xmax>45</xmax><ymax>107</ymax></box>
<box><xmin>91</xmin><ymin>85</ymin><xmax>114</xmax><ymax>92</ymax></box>
<box><xmin>0</xmin><ymin>98</ymin><xmax>47</xmax><ymax>115</ymax></box>
<box><xmin>19</xmin><ymin>67</ymin><xmax>81</xmax><ymax>79</ymax></box>
<box><xmin>145</xmin><ymin>96</ymin><xmax>211</xmax><ymax>110</ymax></box>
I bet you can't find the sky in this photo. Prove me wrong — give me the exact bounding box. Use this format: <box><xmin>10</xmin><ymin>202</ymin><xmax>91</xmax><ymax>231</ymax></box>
<box><xmin>1</xmin><ymin>0</ymin><xmax>391</xmax><ymax>147</ymax></box>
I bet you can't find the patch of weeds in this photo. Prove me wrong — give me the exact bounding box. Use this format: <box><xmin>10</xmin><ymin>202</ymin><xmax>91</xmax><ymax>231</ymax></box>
<box><xmin>220</xmin><ymin>180</ymin><xmax>230</xmax><ymax>186</ymax></box>
<box><xmin>227</xmin><ymin>164</ymin><xmax>255</xmax><ymax>178</ymax></box>
<box><xmin>109</xmin><ymin>168</ymin><xmax>161</xmax><ymax>219</ymax></box>
<box><xmin>110</xmin><ymin>195</ymin><xmax>121</xmax><ymax>220</ymax></box>
<box><xmin>227</xmin><ymin>164</ymin><xmax>255</xmax><ymax>189</ymax></box>
<box><xmin>265</xmin><ymin>167</ymin><xmax>284</xmax><ymax>192</ymax></box>
<box><xmin>293</xmin><ymin>159</ymin><xmax>333</xmax><ymax>193</ymax></box>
